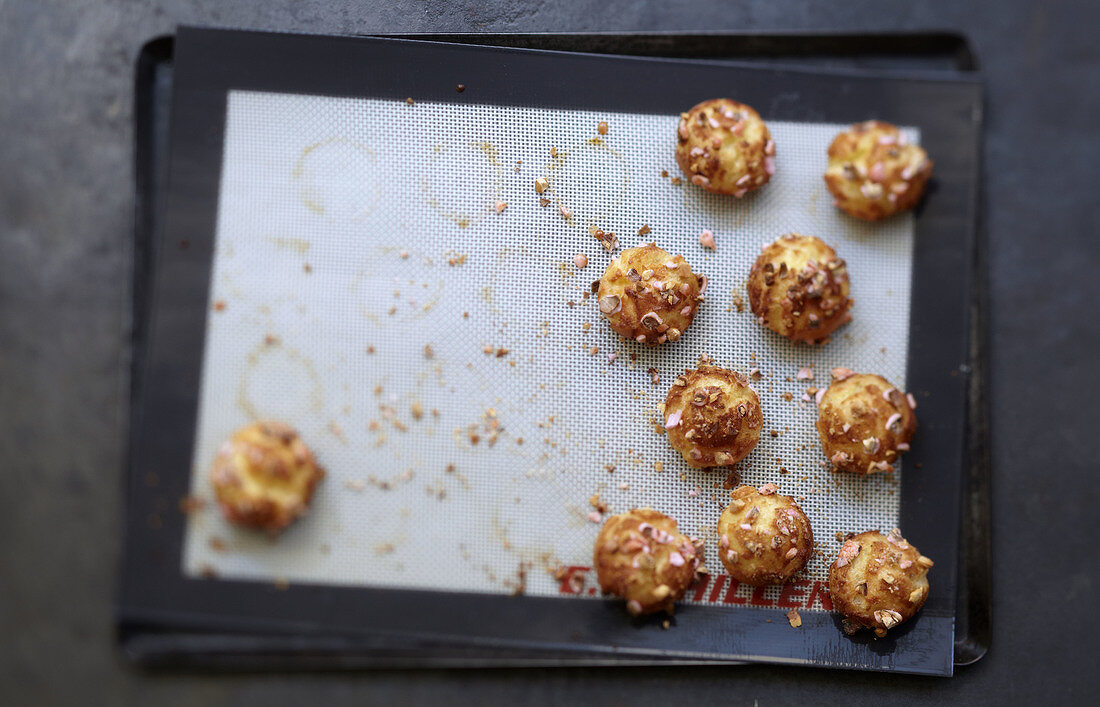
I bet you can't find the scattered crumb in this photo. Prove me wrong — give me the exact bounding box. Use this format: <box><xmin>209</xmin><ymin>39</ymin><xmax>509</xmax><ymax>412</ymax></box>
<box><xmin>787</xmin><ymin>609</ymin><xmax>802</xmax><ymax>628</ymax></box>
<box><xmin>179</xmin><ymin>495</ymin><xmax>205</xmax><ymax>515</ymax></box>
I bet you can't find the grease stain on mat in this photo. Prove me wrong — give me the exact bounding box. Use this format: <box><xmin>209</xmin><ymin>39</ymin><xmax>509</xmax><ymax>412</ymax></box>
<box><xmin>421</xmin><ymin>141</ymin><xmax>505</xmax><ymax>229</ymax></box>
<box><xmin>543</xmin><ymin>137</ymin><xmax>630</xmax><ymax>231</ymax></box>
<box><xmin>292</xmin><ymin>137</ymin><xmax>380</xmax><ymax>222</ymax></box>
<box><xmin>236</xmin><ymin>339</ymin><xmax>324</xmax><ymax>421</ymax></box>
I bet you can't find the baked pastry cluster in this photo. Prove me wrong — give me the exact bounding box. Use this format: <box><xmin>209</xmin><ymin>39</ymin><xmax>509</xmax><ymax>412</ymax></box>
<box><xmin>824</xmin><ymin>120</ymin><xmax>933</xmax><ymax>221</ymax></box>
<box><xmin>593</xmin><ymin>508</ymin><xmax>704</xmax><ymax>616</ymax></box>
<box><xmin>828</xmin><ymin>529</ymin><xmax>933</xmax><ymax>636</ymax></box>
<box><xmin>747</xmin><ymin>233</ymin><xmax>853</xmax><ymax>344</ymax></box>
<box><xmin>597</xmin><ymin>244</ymin><xmax>704</xmax><ymax>345</ymax></box>
<box><xmin>663</xmin><ymin>365</ymin><xmax>763</xmax><ymax>468</ymax></box>
<box><xmin>209</xmin><ymin>421</ymin><xmax>325</xmax><ymax>532</ymax></box>
<box><xmin>816</xmin><ymin>370</ymin><xmax>917</xmax><ymax>474</ymax></box>
<box><xmin>717</xmin><ymin>484</ymin><xmax>814</xmax><ymax>586</ymax></box>
<box><xmin>675</xmin><ymin>99</ymin><xmax>774</xmax><ymax>197</ymax></box>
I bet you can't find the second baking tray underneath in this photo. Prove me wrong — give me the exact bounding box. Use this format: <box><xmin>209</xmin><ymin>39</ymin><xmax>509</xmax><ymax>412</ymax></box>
<box><xmin>122</xmin><ymin>30</ymin><xmax>990</xmax><ymax>677</ymax></box>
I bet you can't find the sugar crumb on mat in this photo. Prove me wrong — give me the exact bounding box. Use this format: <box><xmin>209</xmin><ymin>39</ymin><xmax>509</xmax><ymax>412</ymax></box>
<box><xmin>179</xmin><ymin>495</ymin><xmax>205</xmax><ymax>515</ymax></box>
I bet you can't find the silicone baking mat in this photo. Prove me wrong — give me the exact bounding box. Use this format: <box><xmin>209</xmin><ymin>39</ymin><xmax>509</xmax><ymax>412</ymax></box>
<box><xmin>181</xmin><ymin>90</ymin><xmax>916</xmax><ymax>608</ymax></box>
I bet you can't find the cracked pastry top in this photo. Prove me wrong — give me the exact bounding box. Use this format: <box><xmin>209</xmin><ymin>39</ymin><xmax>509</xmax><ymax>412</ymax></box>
<box><xmin>716</xmin><ymin>484</ymin><xmax>814</xmax><ymax>586</ymax></box>
<box><xmin>593</xmin><ymin>508</ymin><xmax>704</xmax><ymax>616</ymax></box>
<box><xmin>747</xmin><ymin>233</ymin><xmax>853</xmax><ymax>344</ymax></box>
<box><xmin>597</xmin><ymin>243</ymin><xmax>704</xmax><ymax>346</ymax></box>
<box><xmin>828</xmin><ymin>529</ymin><xmax>933</xmax><ymax>637</ymax></box>
<box><xmin>824</xmin><ymin>120</ymin><xmax>933</xmax><ymax>221</ymax></box>
<box><xmin>209</xmin><ymin>421</ymin><xmax>325</xmax><ymax>532</ymax></box>
<box><xmin>663</xmin><ymin>365</ymin><xmax>763</xmax><ymax>469</ymax></box>
<box><xmin>675</xmin><ymin>98</ymin><xmax>775</xmax><ymax>197</ymax></box>
<box><xmin>816</xmin><ymin>369</ymin><xmax>917</xmax><ymax>475</ymax></box>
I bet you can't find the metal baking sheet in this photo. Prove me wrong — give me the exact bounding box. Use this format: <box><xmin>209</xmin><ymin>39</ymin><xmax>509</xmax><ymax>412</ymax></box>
<box><xmin>120</xmin><ymin>28</ymin><xmax>982</xmax><ymax>676</ymax></box>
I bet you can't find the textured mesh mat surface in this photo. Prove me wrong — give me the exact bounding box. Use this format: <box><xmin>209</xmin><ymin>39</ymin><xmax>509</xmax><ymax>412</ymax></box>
<box><xmin>182</xmin><ymin>91</ymin><xmax>916</xmax><ymax>608</ymax></box>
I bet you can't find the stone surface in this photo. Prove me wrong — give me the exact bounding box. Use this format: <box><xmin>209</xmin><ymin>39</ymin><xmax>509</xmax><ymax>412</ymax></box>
<box><xmin>1</xmin><ymin>0</ymin><xmax>1097</xmax><ymax>704</ymax></box>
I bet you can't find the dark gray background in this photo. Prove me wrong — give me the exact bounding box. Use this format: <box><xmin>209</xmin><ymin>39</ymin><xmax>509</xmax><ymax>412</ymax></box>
<box><xmin>1</xmin><ymin>1</ymin><xmax>1096</xmax><ymax>704</ymax></box>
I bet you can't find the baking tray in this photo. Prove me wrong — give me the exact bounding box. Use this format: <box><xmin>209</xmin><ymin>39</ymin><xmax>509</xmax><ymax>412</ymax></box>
<box><xmin>120</xmin><ymin>29</ymin><xmax>989</xmax><ymax>675</ymax></box>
